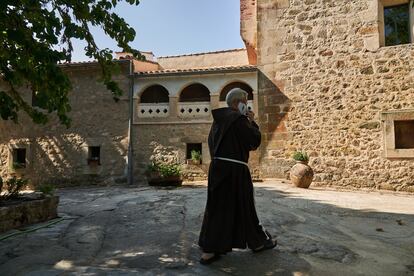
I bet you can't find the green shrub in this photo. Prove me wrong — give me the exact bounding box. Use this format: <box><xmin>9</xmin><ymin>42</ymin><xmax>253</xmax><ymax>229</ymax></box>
<box><xmin>191</xmin><ymin>150</ymin><xmax>201</xmax><ymax>161</ymax></box>
<box><xmin>292</xmin><ymin>151</ymin><xmax>309</xmax><ymax>162</ymax></box>
<box><xmin>147</xmin><ymin>163</ymin><xmax>158</xmax><ymax>172</ymax></box>
<box><xmin>1</xmin><ymin>176</ymin><xmax>28</xmax><ymax>200</ymax></box>
<box><xmin>147</xmin><ymin>162</ymin><xmax>181</xmax><ymax>177</ymax></box>
<box><xmin>37</xmin><ymin>183</ymin><xmax>55</xmax><ymax>196</ymax></box>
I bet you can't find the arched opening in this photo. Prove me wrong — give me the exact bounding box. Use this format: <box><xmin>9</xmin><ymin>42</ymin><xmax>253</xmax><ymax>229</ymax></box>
<box><xmin>179</xmin><ymin>83</ymin><xmax>210</xmax><ymax>102</ymax></box>
<box><xmin>178</xmin><ymin>83</ymin><xmax>211</xmax><ymax>117</ymax></box>
<box><xmin>220</xmin><ymin>82</ymin><xmax>253</xmax><ymax>101</ymax></box>
<box><xmin>140</xmin><ymin>85</ymin><xmax>170</xmax><ymax>103</ymax></box>
<box><xmin>138</xmin><ymin>85</ymin><xmax>170</xmax><ymax>118</ymax></box>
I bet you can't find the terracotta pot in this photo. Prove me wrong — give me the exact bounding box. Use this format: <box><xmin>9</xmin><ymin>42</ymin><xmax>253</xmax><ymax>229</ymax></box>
<box><xmin>290</xmin><ymin>161</ymin><xmax>314</xmax><ymax>188</ymax></box>
<box><xmin>146</xmin><ymin>171</ymin><xmax>161</xmax><ymax>179</ymax></box>
<box><xmin>87</xmin><ymin>159</ymin><xmax>100</xmax><ymax>166</ymax></box>
<box><xmin>187</xmin><ymin>159</ymin><xmax>201</xmax><ymax>165</ymax></box>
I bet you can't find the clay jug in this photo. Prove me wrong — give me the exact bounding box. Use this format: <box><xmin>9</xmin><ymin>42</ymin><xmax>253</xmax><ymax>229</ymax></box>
<box><xmin>290</xmin><ymin>161</ymin><xmax>314</xmax><ymax>188</ymax></box>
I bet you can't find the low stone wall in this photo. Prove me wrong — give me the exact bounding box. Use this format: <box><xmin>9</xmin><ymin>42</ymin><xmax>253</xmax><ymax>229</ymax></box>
<box><xmin>181</xmin><ymin>164</ymin><xmax>208</xmax><ymax>181</ymax></box>
<box><xmin>0</xmin><ymin>196</ymin><xmax>59</xmax><ymax>233</ymax></box>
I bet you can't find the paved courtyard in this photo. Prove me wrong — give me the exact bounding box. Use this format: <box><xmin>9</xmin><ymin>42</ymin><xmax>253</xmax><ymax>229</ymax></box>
<box><xmin>0</xmin><ymin>180</ymin><xmax>413</xmax><ymax>275</ymax></box>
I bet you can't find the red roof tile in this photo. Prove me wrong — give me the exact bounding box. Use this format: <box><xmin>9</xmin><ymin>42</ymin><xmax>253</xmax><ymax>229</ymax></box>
<box><xmin>158</xmin><ymin>48</ymin><xmax>246</xmax><ymax>59</ymax></box>
<box><xmin>135</xmin><ymin>65</ymin><xmax>257</xmax><ymax>76</ymax></box>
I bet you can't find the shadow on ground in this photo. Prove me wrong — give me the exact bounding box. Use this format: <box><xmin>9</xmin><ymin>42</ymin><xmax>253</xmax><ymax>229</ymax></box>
<box><xmin>0</xmin><ymin>184</ymin><xmax>413</xmax><ymax>275</ymax></box>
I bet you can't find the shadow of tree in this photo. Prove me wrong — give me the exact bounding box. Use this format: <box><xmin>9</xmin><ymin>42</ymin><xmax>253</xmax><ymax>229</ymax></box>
<box><xmin>1</xmin><ymin>185</ymin><xmax>413</xmax><ymax>275</ymax></box>
<box><xmin>0</xmin><ymin>65</ymin><xmax>131</xmax><ymax>188</ymax></box>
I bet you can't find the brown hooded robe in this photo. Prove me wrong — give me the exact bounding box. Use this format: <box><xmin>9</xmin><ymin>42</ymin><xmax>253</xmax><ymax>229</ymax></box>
<box><xmin>198</xmin><ymin>107</ymin><xmax>269</xmax><ymax>253</ymax></box>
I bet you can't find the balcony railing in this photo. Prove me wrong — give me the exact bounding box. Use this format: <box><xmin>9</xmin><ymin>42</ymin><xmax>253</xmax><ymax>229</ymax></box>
<box><xmin>137</xmin><ymin>100</ymin><xmax>255</xmax><ymax>120</ymax></box>
<box><xmin>218</xmin><ymin>100</ymin><xmax>254</xmax><ymax>111</ymax></box>
<box><xmin>138</xmin><ymin>103</ymin><xmax>169</xmax><ymax>118</ymax></box>
<box><xmin>178</xmin><ymin>102</ymin><xmax>211</xmax><ymax>118</ymax></box>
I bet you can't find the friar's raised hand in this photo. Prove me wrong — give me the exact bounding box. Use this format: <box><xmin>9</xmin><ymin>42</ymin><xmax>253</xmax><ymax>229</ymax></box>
<box><xmin>247</xmin><ymin>111</ymin><xmax>255</xmax><ymax>122</ymax></box>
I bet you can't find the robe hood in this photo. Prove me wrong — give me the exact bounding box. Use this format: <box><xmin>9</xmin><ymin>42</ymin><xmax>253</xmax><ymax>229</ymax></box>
<box><xmin>212</xmin><ymin>107</ymin><xmax>242</xmax><ymax>126</ymax></box>
<box><xmin>210</xmin><ymin>108</ymin><xmax>243</xmax><ymax>157</ymax></box>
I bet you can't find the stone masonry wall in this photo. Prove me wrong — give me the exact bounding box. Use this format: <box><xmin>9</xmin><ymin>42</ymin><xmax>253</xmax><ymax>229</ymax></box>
<box><xmin>0</xmin><ymin>63</ymin><xmax>131</xmax><ymax>187</ymax></box>
<box><xmin>242</xmin><ymin>0</ymin><xmax>414</xmax><ymax>191</ymax></box>
<box><xmin>133</xmin><ymin>123</ymin><xmax>262</xmax><ymax>183</ymax></box>
<box><xmin>158</xmin><ymin>49</ymin><xmax>249</xmax><ymax>70</ymax></box>
<box><xmin>133</xmin><ymin>124</ymin><xmax>211</xmax><ymax>183</ymax></box>
<box><xmin>241</xmin><ymin>0</ymin><xmax>258</xmax><ymax>64</ymax></box>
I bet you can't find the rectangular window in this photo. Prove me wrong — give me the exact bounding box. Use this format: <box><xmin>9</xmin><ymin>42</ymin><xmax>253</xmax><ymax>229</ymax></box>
<box><xmin>87</xmin><ymin>146</ymin><xmax>101</xmax><ymax>165</ymax></box>
<box><xmin>12</xmin><ymin>148</ymin><xmax>26</xmax><ymax>168</ymax></box>
<box><xmin>186</xmin><ymin>143</ymin><xmax>202</xmax><ymax>163</ymax></box>
<box><xmin>384</xmin><ymin>3</ymin><xmax>411</xmax><ymax>46</ymax></box>
<box><xmin>394</xmin><ymin>120</ymin><xmax>414</xmax><ymax>149</ymax></box>
<box><xmin>382</xmin><ymin>110</ymin><xmax>414</xmax><ymax>158</ymax></box>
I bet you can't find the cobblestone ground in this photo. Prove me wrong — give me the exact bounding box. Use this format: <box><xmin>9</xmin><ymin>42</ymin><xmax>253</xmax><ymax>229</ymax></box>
<box><xmin>0</xmin><ymin>180</ymin><xmax>413</xmax><ymax>275</ymax></box>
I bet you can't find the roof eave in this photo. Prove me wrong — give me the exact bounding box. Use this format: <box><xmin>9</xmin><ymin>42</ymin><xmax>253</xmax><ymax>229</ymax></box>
<box><xmin>134</xmin><ymin>66</ymin><xmax>257</xmax><ymax>78</ymax></box>
<box><xmin>58</xmin><ymin>59</ymin><xmax>130</xmax><ymax>68</ymax></box>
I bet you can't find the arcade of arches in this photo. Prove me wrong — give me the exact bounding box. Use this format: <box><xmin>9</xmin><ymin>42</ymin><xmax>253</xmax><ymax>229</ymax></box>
<box><xmin>136</xmin><ymin>80</ymin><xmax>257</xmax><ymax>120</ymax></box>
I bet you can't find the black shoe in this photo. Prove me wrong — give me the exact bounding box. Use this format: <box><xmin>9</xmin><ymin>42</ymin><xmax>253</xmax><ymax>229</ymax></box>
<box><xmin>252</xmin><ymin>239</ymin><xmax>277</xmax><ymax>253</ymax></box>
<box><xmin>199</xmin><ymin>253</ymin><xmax>221</xmax><ymax>265</ymax></box>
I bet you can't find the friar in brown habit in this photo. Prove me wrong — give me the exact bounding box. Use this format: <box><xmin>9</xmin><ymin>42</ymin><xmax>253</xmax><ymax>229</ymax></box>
<box><xmin>198</xmin><ymin>88</ymin><xmax>277</xmax><ymax>265</ymax></box>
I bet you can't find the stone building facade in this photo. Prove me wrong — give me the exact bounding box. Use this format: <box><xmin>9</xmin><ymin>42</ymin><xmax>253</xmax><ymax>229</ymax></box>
<box><xmin>129</xmin><ymin>50</ymin><xmax>260</xmax><ymax>181</ymax></box>
<box><xmin>0</xmin><ymin>50</ymin><xmax>260</xmax><ymax>186</ymax></box>
<box><xmin>1</xmin><ymin>0</ymin><xmax>413</xmax><ymax>192</ymax></box>
<box><xmin>241</xmin><ymin>0</ymin><xmax>414</xmax><ymax>191</ymax></box>
<box><xmin>0</xmin><ymin>61</ymin><xmax>131</xmax><ymax>186</ymax></box>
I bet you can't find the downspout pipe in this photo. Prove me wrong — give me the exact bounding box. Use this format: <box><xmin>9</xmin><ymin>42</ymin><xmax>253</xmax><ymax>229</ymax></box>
<box><xmin>127</xmin><ymin>59</ymin><xmax>134</xmax><ymax>185</ymax></box>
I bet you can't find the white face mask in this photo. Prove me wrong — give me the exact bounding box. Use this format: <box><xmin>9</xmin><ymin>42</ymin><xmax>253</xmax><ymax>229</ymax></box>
<box><xmin>237</xmin><ymin>102</ymin><xmax>247</xmax><ymax>116</ymax></box>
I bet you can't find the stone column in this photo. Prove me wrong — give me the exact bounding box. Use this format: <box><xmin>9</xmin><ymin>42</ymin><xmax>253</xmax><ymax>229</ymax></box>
<box><xmin>169</xmin><ymin>96</ymin><xmax>179</xmax><ymax>120</ymax></box>
<box><xmin>210</xmin><ymin>93</ymin><xmax>220</xmax><ymax>110</ymax></box>
<box><xmin>253</xmin><ymin>91</ymin><xmax>259</xmax><ymax>115</ymax></box>
<box><xmin>134</xmin><ymin>96</ymin><xmax>140</xmax><ymax>123</ymax></box>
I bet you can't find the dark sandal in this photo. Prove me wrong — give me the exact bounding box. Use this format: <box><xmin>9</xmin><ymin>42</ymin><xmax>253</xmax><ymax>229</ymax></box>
<box><xmin>252</xmin><ymin>239</ymin><xmax>277</xmax><ymax>253</ymax></box>
<box><xmin>199</xmin><ymin>253</ymin><xmax>221</xmax><ymax>265</ymax></box>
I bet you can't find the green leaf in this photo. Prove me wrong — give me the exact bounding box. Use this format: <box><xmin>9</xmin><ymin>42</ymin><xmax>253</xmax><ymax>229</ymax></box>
<box><xmin>0</xmin><ymin>91</ymin><xmax>19</xmax><ymax>122</ymax></box>
<box><xmin>0</xmin><ymin>0</ymin><xmax>141</xmax><ymax>126</ymax></box>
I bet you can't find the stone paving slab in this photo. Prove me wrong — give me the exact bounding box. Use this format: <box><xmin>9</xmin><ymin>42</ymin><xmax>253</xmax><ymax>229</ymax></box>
<box><xmin>0</xmin><ymin>180</ymin><xmax>413</xmax><ymax>275</ymax></box>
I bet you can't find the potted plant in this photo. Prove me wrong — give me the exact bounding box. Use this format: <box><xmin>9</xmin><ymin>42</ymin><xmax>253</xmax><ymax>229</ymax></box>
<box><xmin>12</xmin><ymin>162</ymin><xmax>26</xmax><ymax>170</ymax></box>
<box><xmin>188</xmin><ymin>150</ymin><xmax>202</xmax><ymax>165</ymax></box>
<box><xmin>87</xmin><ymin>157</ymin><xmax>100</xmax><ymax>166</ymax></box>
<box><xmin>290</xmin><ymin>151</ymin><xmax>314</xmax><ymax>188</ymax></box>
<box><xmin>146</xmin><ymin>162</ymin><xmax>182</xmax><ymax>187</ymax></box>
<box><xmin>292</xmin><ymin>151</ymin><xmax>309</xmax><ymax>164</ymax></box>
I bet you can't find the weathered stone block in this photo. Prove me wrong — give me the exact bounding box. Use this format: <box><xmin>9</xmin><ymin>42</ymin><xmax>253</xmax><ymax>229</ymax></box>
<box><xmin>360</xmin><ymin>65</ymin><xmax>374</xmax><ymax>75</ymax></box>
<box><xmin>364</xmin><ymin>36</ymin><xmax>380</xmax><ymax>52</ymax></box>
<box><xmin>358</xmin><ymin>121</ymin><xmax>380</xmax><ymax>129</ymax></box>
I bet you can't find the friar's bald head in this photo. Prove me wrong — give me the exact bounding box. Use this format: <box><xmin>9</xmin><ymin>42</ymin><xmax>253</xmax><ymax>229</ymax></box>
<box><xmin>225</xmin><ymin>88</ymin><xmax>248</xmax><ymax>109</ymax></box>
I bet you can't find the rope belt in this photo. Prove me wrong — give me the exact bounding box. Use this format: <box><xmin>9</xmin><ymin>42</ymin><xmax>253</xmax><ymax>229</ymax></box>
<box><xmin>214</xmin><ymin>157</ymin><xmax>249</xmax><ymax>167</ymax></box>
